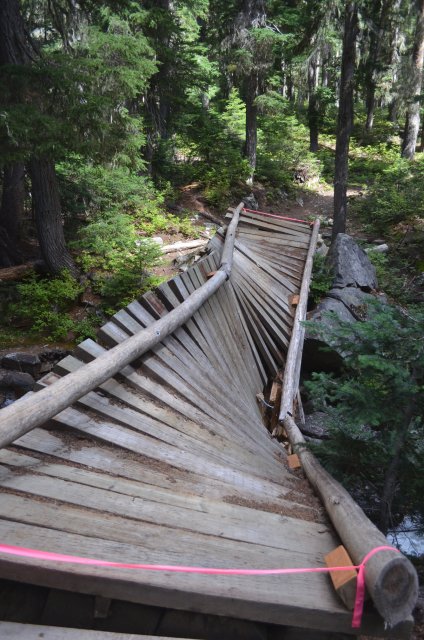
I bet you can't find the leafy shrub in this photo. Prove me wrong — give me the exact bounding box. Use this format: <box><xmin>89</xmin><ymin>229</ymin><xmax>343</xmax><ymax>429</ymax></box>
<box><xmin>9</xmin><ymin>272</ymin><xmax>99</xmax><ymax>341</ymax></box>
<box><xmin>353</xmin><ymin>152</ymin><xmax>424</xmax><ymax>234</ymax></box>
<box><xmin>57</xmin><ymin>160</ymin><xmax>167</xmax><ymax>226</ymax></box>
<box><xmin>304</xmin><ymin>301</ymin><xmax>424</xmax><ymax>533</ymax></box>
<box><xmin>168</xmin><ymin>89</ymin><xmax>250</xmax><ymax>206</ymax></box>
<box><xmin>309</xmin><ymin>253</ymin><xmax>333</xmax><ymax>304</ymax></box>
<box><xmin>73</xmin><ymin>213</ymin><xmax>163</xmax><ymax>312</ymax></box>
<box><xmin>257</xmin><ymin>106</ymin><xmax>322</xmax><ymax>189</ymax></box>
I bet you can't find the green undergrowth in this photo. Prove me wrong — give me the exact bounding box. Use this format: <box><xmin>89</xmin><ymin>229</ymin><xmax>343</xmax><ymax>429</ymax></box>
<box><xmin>4</xmin><ymin>272</ymin><xmax>100</xmax><ymax>342</ymax></box>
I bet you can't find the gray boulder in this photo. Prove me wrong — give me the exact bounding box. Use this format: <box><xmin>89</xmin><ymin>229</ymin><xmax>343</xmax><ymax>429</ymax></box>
<box><xmin>327</xmin><ymin>233</ymin><xmax>377</xmax><ymax>290</ymax></box>
<box><xmin>243</xmin><ymin>193</ymin><xmax>259</xmax><ymax>210</ymax></box>
<box><xmin>0</xmin><ymin>369</ymin><xmax>35</xmax><ymax>394</ymax></box>
<box><xmin>1</xmin><ymin>352</ymin><xmax>41</xmax><ymax>376</ymax></box>
<box><xmin>303</xmin><ymin>288</ymin><xmax>383</xmax><ymax>372</ymax></box>
<box><xmin>301</xmin><ymin>412</ymin><xmax>330</xmax><ymax>440</ymax></box>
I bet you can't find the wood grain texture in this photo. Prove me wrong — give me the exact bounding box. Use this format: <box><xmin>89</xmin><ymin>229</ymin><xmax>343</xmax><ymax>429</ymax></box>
<box><xmin>0</xmin><ymin>205</ymin><xmax>415</xmax><ymax>637</ymax></box>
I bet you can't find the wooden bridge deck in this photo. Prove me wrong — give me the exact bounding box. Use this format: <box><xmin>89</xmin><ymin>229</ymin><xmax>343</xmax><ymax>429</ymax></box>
<box><xmin>0</xmin><ymin>209</ymin><xmax>416</xmax><ymax>638</ymax></box>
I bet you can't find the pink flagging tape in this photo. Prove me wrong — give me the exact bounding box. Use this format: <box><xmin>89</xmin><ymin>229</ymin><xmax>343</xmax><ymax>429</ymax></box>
<box><xmin>0</xmin><ymin>543</ymin><xmax>398</xmax><ymax>628</ymax></box>
<box><xmin>242</xmin><ymin>207</ymin><xmax>312</xmax><ymax>225</ymax></box>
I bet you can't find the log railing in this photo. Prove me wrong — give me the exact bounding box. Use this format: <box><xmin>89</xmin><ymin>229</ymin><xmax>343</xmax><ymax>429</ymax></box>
<box><xmin>0</xmin><ymin>203</ymin><xmax>244</xmax><ymax>450</ymax></box>
<box><xmin>278</xmin><ymin>221</ymin><xmax>418</xmax><ymax>629</ymax></box>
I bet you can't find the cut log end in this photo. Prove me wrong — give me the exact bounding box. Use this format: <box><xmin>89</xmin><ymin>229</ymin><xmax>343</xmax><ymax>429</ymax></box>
<box><xmin>373</xmin><ymin>556</ymin><xmax>419</xmax><ymax>628</ymax></box>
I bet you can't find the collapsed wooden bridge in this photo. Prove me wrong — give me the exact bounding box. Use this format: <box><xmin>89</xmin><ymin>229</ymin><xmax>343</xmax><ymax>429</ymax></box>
<box><xmin>0</xmin><ymin>204</ymin><xmax>418</xmax><ymax>640</ymax></box>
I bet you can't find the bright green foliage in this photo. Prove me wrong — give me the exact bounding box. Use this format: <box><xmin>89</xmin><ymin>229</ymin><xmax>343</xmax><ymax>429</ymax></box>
<box><xmin>355</xmin><ymin>153</ymin><xmax>424</xmax><ymax>233</ymax></box>
<box><xmin>0</xmin><ymin>12</ymin><xmax>156</xmax><ymax>166</ymax></box>
<box><xmin>304</xmin><ymin>302</ymin><xmax>424</xmax><ymax>532</ymax></box>
<box><xmin>257</xmin><ymin>100</ymin><xmax>322</xmax><ymax>188</ymax></box>
<box><xmin>73</xmin><ymin>213</ymin><xmax>163</xmax><ymax>313</ymax></box>
<box><xmin>57</xmin><ymin>160</ymin><xmax>166</xmax><ymax>222</ymax></box>
<box><xmin>8</xmin><ymin>272</ymin><xmax>99</xmax><ymax>342</ymax></box>
<box><xmin>309</xmin><ymin>253</ymin><xmax>333</xmax><ymax>304</ymax></box>
<box><xmin>170</xmin><ymin>88</ymin><xmax>251</xmax><ymax>205</ymax></box>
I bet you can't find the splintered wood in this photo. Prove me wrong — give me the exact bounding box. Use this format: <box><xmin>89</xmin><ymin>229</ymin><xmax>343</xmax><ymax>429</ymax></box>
<box><xmin>0</xmin><ymin>210</ymin><xmax>380</xmax><ymax>635</ymax></box>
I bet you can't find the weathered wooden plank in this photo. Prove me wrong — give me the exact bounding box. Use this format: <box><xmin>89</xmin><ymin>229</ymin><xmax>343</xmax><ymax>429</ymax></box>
<box><xmin>0</xmin><ymin>516</ymin><xmax>344</xmax><ymax>613</ymax></box>
<box><xmin>89</xmin><ymin>335</ymin><xmax>263</xmax><ymax>456</ymax></box>
<box><xmin>29</xmin><ymin>404</ymin><xmax>290</xmax><ymax>492</ymax></box>
<box><xmin>109</xmin><ymin>298</ymin><xmax>262</xmax><ymax>432</ymax></box>
<box><xmin>233</xmin><ymin>285</ymin><xmax>286</xmax><ymax>366</ymax></box>
<box><xmin>227</xmin><ymin>210</ymin><xmax>312</xmax><ymax>237</ymax></box>
<box><xmin>185</xmin><ymin>267</ymin><xmax>261</xmax><ymax>414</ymax></box>
<box><xmin>0</xmin><ymin>205</ymin><xmax>244</xmax><ymax>450</ymax></box>
<box><xmin>0</xmin><ymin>465</ymin><xmax>321</xmax><ymax>550</ymax></box>
<box><xmin>12</xmin><ymin>428</ymin><xmax>290</xmax><ymax>503</ymax></box>
<box><xmin>136</xmin><ymin>289</ymin><xmax>261</xmax><ymax>424</ymax></box>
<box><xmin>231</xmin><ymin>286</ymin><xmax>280</xmax><ymax>375</ymax></box>
<box><xmin>0</xmin><ymin>622</ymin><xmax>194</xmax><ymax>640</ymax></box>
<box><xmin>231</xmin><ymin>268</ymin><xmax>291</xmax><ymax>348</ymax></box>
<box><xmin>74</xmin><ymin>340</ymin><xmax>238</xmax><ymax>442</ymax></box>
<box><xmin>0</xmin><ymin>519</ymin><xmax>408</xmax><ymax>637</ymax></box>
<box><xmin>157</xmin><ymin>280</ymin><xmax>262</xmax><ymax>397</ymax></box>
<box><xmin>235</xmin><ymin>240</ymin><xmax>298</xmax><ymax>294</ymax></box>
<box><xmin>0</xmin><ymin>450</ymin><xmax>316</xmax><ymax>522</ymax></box>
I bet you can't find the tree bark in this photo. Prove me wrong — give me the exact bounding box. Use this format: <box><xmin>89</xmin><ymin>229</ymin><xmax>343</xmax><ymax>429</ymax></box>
<box><xmin>143</xmin><ymin>0</ymin><xmax>173</xmax><ymax>166</ymax></box>
<box><xmin>363</xmin><ymin>0</ymin><xmax>390</xmax><ymax>132</ymax></box>
<box><xmin>401</xmin><ymin>0</ymin><xmax>424</xmax><ymax>159</ymax></box>
<box><xmin>29</xmin><ymin>157</ymin><xmax>78</xmax><ymax>277</ymax></box>
<box><xmin>245</xmin><ymin>78</ymin><xmax>258</xmax><ymax>182</ymax></box>
<box><xmin>332</xmin><ymin>2</ymin><xmax>359</xmax><ymax>242</ymax></box>
<box><xmin>387</xmin><ymin>0</ymin><xmax>402</xmax><ymax>123</ymax></box>
<box><xmin>0</xmin><ymin>0</ymin><xmax>30</xmax><ymax>266</ymax></box>
<box><xmin>1</xmin><ymin>164</ymin><xmax>25</xmax><ymax>242</ymax></box>
<box><xmin>0</xmin><ymin>0</ymin><xmax>78</xmax><ymax>276</ymax></box>
<box><xmin>308</xmin><ymin>52</ymin><xmax>320</xmax><ymax>152</ymax></box>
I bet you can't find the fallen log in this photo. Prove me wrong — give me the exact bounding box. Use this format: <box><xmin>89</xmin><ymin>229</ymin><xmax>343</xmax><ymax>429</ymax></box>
<box><xmin>0</xmin><ymin>261</ymin><xmax>36</xmax><ymax>282</ymax></box>
<box><xmin>162</xmin><ymin>239</ymin><xmax>208</xmax><ymax>254</ymax></box>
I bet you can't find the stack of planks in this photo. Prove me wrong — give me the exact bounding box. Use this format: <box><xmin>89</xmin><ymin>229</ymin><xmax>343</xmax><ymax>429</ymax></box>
<box><xmin>0</xmin><ymin>209</ymin><xmax>413</xmax><ymax>637</ymax></box>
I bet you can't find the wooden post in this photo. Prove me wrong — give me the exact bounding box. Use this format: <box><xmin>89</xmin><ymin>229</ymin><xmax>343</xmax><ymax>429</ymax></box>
<box><xmin>279</xmin><ymin>220</ymin><xmax>320</xmax><ymax>422</ymax></box>
<box><xmin>0</xmin><ymin>204</ymin><xmax>244</xmax><ymax>450</ymax></box>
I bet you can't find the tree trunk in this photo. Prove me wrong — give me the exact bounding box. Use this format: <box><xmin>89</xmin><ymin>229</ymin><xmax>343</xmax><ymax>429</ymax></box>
<box><xmin>365</xmin><ymin>82</ymin><xmax>376</xmax><ymax>132</ymax></box>
<box><xmin>332</xmin><ymin>2</ymin><xmax>359</xmax><ymax>242</ymax></box>
<box><xmin>245</xmin><ymin>79</ymin><xmax>258</xmax><ymax>182</ymax></box>
<box><xmin>401</xmin><ymin>0</ymin><xmax>424</xmax><ymax>159</ymax></box>
<box><xmin>363</xmin><ymin>0</ymin><xmax>390</xmax><ymax>133</ymax></box>
<box><xmin>0</xmin><ymin>0</ymin><xmax>30</xmax><ymax>266</ymax></box>
<box><xmin>0</xmin><ymin>0</ymin><xmax>31</xmax><ymax>66</ymax></box>
<box><xmin>0</xmin><ymin>0</ymin><xmax>77</xmax><ymax>276</ymax></box>
<box><xmin>29</xmin><ymin>157</ymin><xmax>78</xmax><ymax>276</ymax></box>
<box><xmin>387</xmin><ymin>0</ymin><xmax>402</xmax><ymax>124</ymax></box>
<box><xmin>237</xmin><ymin>0</ymin><xmax>267</xmax><ymax>183</ymax></box>
<box><xmin>1</xmin><ymin>164</ymin><xmax>25</xmax><ymax>242</ymax></box>
<box><xmin>308</xmin><ymin>52</ymin><xmax>319</xmax><ymax>152</ymax></box>
<box><xmin>143</xmin><ymin>0</ymin><xmax>172</xmax><ymax>164</ymax></box>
